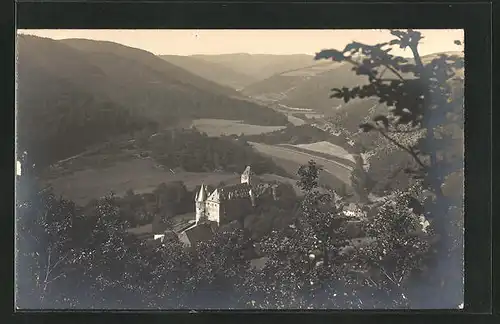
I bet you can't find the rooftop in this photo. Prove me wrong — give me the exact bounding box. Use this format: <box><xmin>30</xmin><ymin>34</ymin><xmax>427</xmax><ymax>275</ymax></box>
<box><xmin>183</xmin><ymin>222</ymin><xmax>216</xmax><ymax>246</ymax></box>
<box><xmin>126</xmin><ymin>212</ymin><xmax>197</xmax><ymax>236</ymax></box>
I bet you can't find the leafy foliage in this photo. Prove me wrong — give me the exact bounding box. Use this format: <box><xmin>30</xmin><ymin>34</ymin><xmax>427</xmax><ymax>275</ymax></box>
<box><xmin>316</xmin><ymin>29</ymin><xmax>464</xmax><ymax>307</ymax></box>
<box><xmin>16</xmin><ymin>155</ymin><xmax>437</xmax><ymax>309</ymax></box>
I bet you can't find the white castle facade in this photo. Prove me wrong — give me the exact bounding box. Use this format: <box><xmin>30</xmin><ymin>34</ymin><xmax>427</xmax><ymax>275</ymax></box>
<box><xmin>130</xmin><ymin>166</ymin><xmax>281</xmax><ymax>248</ymax></box>
<box><xmin>194</xmin><ymin>166</ymin><xmax>258</xmax><ymax>226</ymax></box>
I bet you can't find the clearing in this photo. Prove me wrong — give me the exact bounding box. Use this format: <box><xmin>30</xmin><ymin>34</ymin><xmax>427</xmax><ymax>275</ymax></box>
<box><xmin>44</xmin><ymin>158</ymin><xmax>239</xmax><ymax>205</ymax></box>
<box><xmin>44</xmin><ymin>157</ymin><xmax>301</xmax><ymax>205</ymax></box>
<box><xmin>287</xmin><ymin>115</ymin><xmax>305</xmax><ymax>126</ymax></box>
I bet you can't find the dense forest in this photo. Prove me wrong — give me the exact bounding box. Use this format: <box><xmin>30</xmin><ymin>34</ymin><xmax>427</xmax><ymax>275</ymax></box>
<box><xmin>136</xmin><ymin>128</ymin><xmax>292</xmax><ymax>177</ymax></box>
<box><xmin>16</xmin><ymin>160</ymin><xmax>436</xmax><ymax>309</ymax></box>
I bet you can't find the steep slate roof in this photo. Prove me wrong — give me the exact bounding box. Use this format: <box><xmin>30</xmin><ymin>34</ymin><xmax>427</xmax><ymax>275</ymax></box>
<box><xmin>183</xmin><ymin>222</ymin><xmax>216</xmax><ymax>247</ymax></box>
<box><xmin>241</xmin><ymin>166</ymin><xmax>255</xmax><ymax>178</ymax></box>
<box><xmin>219</xmin><ymin>183</ymin><xmax>252</xmax><ymax>200</ymax></box>
<box><xmin>195</xmin><ymin>184</ymin><xmax>208</xmax><ymax>202</ymax></box>
<box><xmin>204</xmin><ymin>183</ymin><xmax>253</xmax><ymax>203</ymax></box>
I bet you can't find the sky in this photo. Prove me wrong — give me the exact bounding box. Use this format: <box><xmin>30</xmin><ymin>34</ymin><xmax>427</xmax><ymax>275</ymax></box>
<box><xmin>17</xmin><ymin>29</ymin><xmax>463</xmax><ymax>57</ymax></box>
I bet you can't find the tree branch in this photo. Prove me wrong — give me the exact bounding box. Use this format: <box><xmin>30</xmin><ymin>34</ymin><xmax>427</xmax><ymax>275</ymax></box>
<box><xmin>46</xmin><ymin>251</ymin><xmax>70</xmax><ymax>279</ymax></box>
<box><xmin>44</xmin><ymin>248</ymin><xmax>51</xmax><ymax>286</ymax></box>
<box><xmin>384</xmin><ymin>65</ymin><xmax>405</xmax><ymax>82</ymax></box>
<box><xmin>377</xmin><ymin>262</ymin><xmax>399</xmax><ymax>287</ymax></box>
<box><xmin>376</xmin><ymin>128</ymin><xmax>427</xmax><ymax>170</ymax></box>
<box><xmin>410</xmin><ymin>46</ymin><xmax>424</xmax><ymax>72</ymax></box>
<box><xmin>345</xmin><ymin>57</ymin><xmax>405</xmax><ymax>82</ymax></box>
<box><xmin>46</xmin><ymin>272</ymin><xmax>65</xmax><ymax>285</ymax></box>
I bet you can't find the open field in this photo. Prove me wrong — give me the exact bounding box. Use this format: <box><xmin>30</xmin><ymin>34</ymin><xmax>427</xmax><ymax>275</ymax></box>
<box><xmin>191</xmin><ymin>119</ymin><xmax>286</xmax><ymax>136</ymax></box>
<box><xmin>43</xmin><ymin>157</ymin><xmax>301</xmax><ymax>205</ymax></box>
<box><xmin>291</xmin><ymin>141</ymin><xmax>355</xmax><ymax>163</ymax></box>
<box><xmin>262</xmin><ymin>154</ymin><xmax>348</xmax><ymax>193</ymax></box>
<box><xmin>279</xmin><ymin>144</ymin><xmax>356</xmax><ymax>169</ymax></box>
<box><xmin>249</xmin><ymin>142</ymin><xmax>354</xmax><ymax>186</ymax></box>
<box><xmin>287</xmin><ymin>115</ymin><xmax>306</xmax><ymax>126</ymax></box>
<box><xmin>44</xmin><ymin>158</ymin><xmax>241</xmax><ymax>205</ymax></box>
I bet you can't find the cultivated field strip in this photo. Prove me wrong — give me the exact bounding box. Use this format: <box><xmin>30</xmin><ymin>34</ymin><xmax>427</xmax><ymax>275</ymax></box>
<box><xmin>249</xmin><ymin>142</ymin><xmax>353</xmax><ymax>185</ymax></box>
<box><xmin>191</xmin><ymin>119</ymin><xmax>286</xmax><ymax>136</ymax></box>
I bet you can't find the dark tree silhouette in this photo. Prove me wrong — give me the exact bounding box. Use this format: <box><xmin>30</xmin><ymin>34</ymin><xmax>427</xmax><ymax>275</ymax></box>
<box><xmin>297</xmin><ymin>160</ymin><xmax>323</xmax><ymax>193</ymax></box>
<box><xmin>315</xmin><ymin>29</ymin><xmax>464</xmax><ymax>307</ymax></box>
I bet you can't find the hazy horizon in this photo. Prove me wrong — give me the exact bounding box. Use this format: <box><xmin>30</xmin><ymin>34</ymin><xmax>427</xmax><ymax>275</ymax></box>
<box><xmin>17</xmin><ymin>29</ymin><xmax>463</xmax><ymax>57</ymax></box>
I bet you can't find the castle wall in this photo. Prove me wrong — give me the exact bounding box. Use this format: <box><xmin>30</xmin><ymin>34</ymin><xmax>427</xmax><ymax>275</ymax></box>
<box><xmin>194</xmin><ymin>166</ymin><xmax>260</xmax><ymax>227</ymax></box>
<box><xmin>195</xmin><ymin>201</ymin><xmax>205</xmax><ymax>223</ymax></box>
<box><xmin>222</xmin><ymin>198</ymin><xmax>253</xmax><ymax>223</ymax></box>
<box><xmin>205</xmin><ymin>201</ymin><xmax>220</xmax><ymax>224</ymax></box>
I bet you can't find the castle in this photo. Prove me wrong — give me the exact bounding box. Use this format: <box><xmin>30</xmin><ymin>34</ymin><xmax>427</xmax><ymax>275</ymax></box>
<box><xmin>176</xmin><ymin>166</ymin><xmax>280</xmax><ymax>247</ymax></box>
<box><xmin>194</xmin><ymin>166</ymin><xmax>257</xmax><ymax>226</ymax></box>
<box><xmin>127</xmin><ymin>166</ymin><xmax>281</xmax><ymax>248</ymax></box>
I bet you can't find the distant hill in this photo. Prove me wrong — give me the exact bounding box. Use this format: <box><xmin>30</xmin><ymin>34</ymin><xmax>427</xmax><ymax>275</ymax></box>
<box><xmin>242</xmin><ymin>51</ymin><xmax>464</xmax><ymax>132</ymax></box>
<box><xmin>16</xmin><ymin>35</ymin><xmax>289</xmax><ymax>168</ymax></box>
<box><xmin>159</xmin><ymin>55</ymin><xmax>258</xmax><ymax>90</ymax></box>
<box><xmin>191</xmin><ymin>53</ymin><xmax>321</xmax><ymax>82</ymax></box>
<box><xmin>60</xmin><ymin>38</ymin><xmax>239</xmax><ymax>98</ymax></box>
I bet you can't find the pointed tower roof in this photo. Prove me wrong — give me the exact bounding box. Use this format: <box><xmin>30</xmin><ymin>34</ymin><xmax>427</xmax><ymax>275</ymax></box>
<box><xmin>242</xmin><ymin>166</ymin><xmax>253</xmax><ymax>176</ymax></box>
<box><xmin>196</xmin><ymin>184</ymin><xmax>208</xmax><ymax>202</ymax></box>
<box><xmin>207</xmin><ymin>188</ymin><xmax>221</xmax><ymax>203</ymax></box>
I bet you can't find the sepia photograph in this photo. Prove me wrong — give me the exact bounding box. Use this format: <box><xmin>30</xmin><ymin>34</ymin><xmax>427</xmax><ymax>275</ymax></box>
<box><xmin>15</xmin><ymin>29</ymin><xmax>464</xmax><ymax>310</ymax></box>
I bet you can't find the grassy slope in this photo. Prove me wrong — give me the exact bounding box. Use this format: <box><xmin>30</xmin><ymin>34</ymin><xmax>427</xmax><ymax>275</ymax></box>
<box><xmin>45</xmin><ymin>156</ymin><xmax>301</xmax><ymax>205</ymax></box>
<box><xmin>249</xmin><ymin>142</ymin><xmax>353</xmax><ymax>188</ymax></box>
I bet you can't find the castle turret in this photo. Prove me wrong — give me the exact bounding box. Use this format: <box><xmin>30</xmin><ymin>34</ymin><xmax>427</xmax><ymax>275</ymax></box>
<box><xmin>195</xmin><ymin>184</ymin><xmax>208</xmax><ymax>224</ymax></box>
<box><xmin>271</xmin><ymin>185</ymin><xmax>278</xmax><ymax>201</ymax></box>
<box><xmin>241</xmin><ymin>166</ymin><xmax>254</xmax><ymax>185</ymax></box>
<box><xmin>249</xmin><ymin>188</ymin><xmax>256</xmax><ymax>207</ymax></box>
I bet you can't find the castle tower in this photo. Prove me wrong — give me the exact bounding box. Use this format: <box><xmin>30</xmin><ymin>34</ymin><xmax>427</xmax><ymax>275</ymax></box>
<box><xmin>206</xmin><ymin>189</ymin><xmax>222</xmax><ymax>226</ymax></box>
<box><xmin>195</xmin><ymin>184</ymin><xmax>208</xmax><ymax>224</ymax></box>
<box><xmin>249</xmin><ymin>188</ymin><xmax>256</xmax><ymax>207</ymax></box>
<box><xmin>271</xmin><ymin>185</ymin><xmax>278</xmax><ymax>201</ymax></box>
<box><xmin>241</xmin><ymin>166</ymin><xmax>254</xmax><ymax>185</ymax></box>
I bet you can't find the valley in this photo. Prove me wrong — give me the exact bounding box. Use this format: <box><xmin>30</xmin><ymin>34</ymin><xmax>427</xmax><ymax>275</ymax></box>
<box><xmin>40</xmin><ymin>118</ymin><xmax>355</xmax><ymax>205</ymax></box>
<box><xmin>18</xmin><ymin>35</ymin><xmax>463</xmax><ymax>211</ymax></box>
<box><xmin>15</xmin><ymin>29</ymin><xmax>465</xmax><ymax>310</ymax></box>
<box><xmin>16</xmin><ymin>35</ymin><xmax>290</xmax><ymax>170</ymax></box>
